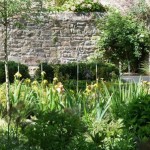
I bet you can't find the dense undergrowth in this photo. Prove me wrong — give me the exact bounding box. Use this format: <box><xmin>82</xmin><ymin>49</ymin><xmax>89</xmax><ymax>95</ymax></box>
<box><xmin>0</xmin><ymin>71</ymin><xmax>149</xmax><ymax>149</ymax></box>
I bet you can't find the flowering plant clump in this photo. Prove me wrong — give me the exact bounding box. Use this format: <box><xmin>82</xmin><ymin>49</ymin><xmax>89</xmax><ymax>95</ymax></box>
<box><xmin>85</xmin><ymin>82</ymin><xmax>98</xmax><ymax>93</ymax></box>
<box><xmin>62</xmin><ymin>0</ymin><xmax>106</xmax><ymax>12</ymax></box>
<box><xmin>55</xmin><ymin>82</ymin><xmax>65</xmax><ymax>93</ymax></box>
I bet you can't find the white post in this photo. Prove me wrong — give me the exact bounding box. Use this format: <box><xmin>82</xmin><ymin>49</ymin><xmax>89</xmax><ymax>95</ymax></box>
<box><xmin>41</xmin><ymin>62</ymin><xmax>43</xmax><ymax>72</ymax></box>
<box><xmin>148</xmin><ymin>52</ymin><xmax>150</xmax><ymax>78</ymax></box>
<box><xmin>96</xmin><ymin>63</ymin><xmax>98</xmax><ymax>83</ymax></box>
<box><xmin>76</xmin><ymin>47</ymin><xmax>79</xmax><ymax>93</ymax></box>
<box><xmin>119</xmin><ymin>61</ymin><xmax>122</xmax><ymax>77</ymax></box>
<box><xmin>18</xmin><ymin>63</ymin><xmax>20</xmax><ymax>73</ymax></box>
<box><xmin>128</xmin><ymin>60</ymin><xmax>130</xmax><ymax>74</ymax></box>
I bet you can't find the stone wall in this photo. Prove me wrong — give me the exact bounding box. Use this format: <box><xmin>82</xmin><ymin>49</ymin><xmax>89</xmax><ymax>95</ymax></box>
<box><xmin>0</xmin><ymin>12</ymin><xmax>101</xmax><ymax>73</ymax></box>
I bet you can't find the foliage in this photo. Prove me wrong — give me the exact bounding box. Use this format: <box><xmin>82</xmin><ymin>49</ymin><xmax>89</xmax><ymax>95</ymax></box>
<box><xmin>53</xmin><ymin>0</ymin><xmax>69</xmax><ymax>7</ymax></box>
<box><xmin>0</xmin><ymin>61</ymin><xmax>30</xmax><ymax>83</ymax></box>
<box><xmin>130</xmin><ymin>0</ymin><xmax>150</xmax><ymax>24</ymax></box>
<box><xmin>35</xmin><ymin>62</ymin><xmax>54</xmax><ymax>82</ymax></box>
<box><xmin>23</xmin><ymin>110</ymin><xmax>88</xmax><ymax>150</ymax></box>
<box><xmin>48</xmin><ymin>0</ymin><xmax>106</xmax><ymax>12</ymax></box>
<box><xmin>110</xmin><ymin>81</ymin><xmax>148</xmax><ymax>119</ymax></box>
<box><xmin>140</xmin><ymin>60</ymin><xmax>150</xmax><ymax>75</ymax></box>
<box><xmin>89</xmin><ymin>119</ymin><xmax>136</xmax><ymax>150</ymax></box>
<box><xmin>63</xmin><ymin>79</ymin><xmax>87</xmax><ymax>91</ymax></box>
<box><xmin>0</xmin><ymin>69</ymin><xmax>149</xmax><ymax>149</ymax></box>
<box><xmin>0</xmin><ymin>62</ymin><xmax>5</xmax><ymax>84</ymax></box>
<box><xmin>35</xmin><ymin>62</ymin><xmax>119</xmax><ymax>82</ymax></box>
<box><xmin>97</xmin><ymin>10</ymin><xmax>150</xmax><ymax>71</ymax></box>
<box><xmin>62</xmin><ymin>0</ymin><xmax>106</xmax><ymax>12</ymax></box>
<box><xmin>123</xmin><ymin>94</ymin><xmax>150</xmax><ymax>142</ymax></box>
<box><xmin>0</xmin><ymin>0</ymin><xmax>31</xmax><ymax>18</ymax></box>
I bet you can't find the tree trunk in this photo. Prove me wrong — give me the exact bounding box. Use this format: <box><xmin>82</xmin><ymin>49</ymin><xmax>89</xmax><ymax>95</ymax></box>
<box><xmin>4</xmin><ymin>0</ymin><xmax>11</xmax><ymax>147</ymax></box>
<box><xmin>4</xmin><ymin>0</ymin><xmax>10</xmax><ymax>119</ymax></box>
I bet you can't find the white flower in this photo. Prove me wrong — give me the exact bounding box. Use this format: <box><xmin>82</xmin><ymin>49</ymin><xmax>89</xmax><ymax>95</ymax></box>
<box><xmin>41</xmin><ymin>71</ymin><xmax>46</xmax><ymax>77</ymax></box>
<box><xmin>79</xmin><ymin>0</ymin><xmax>84</xmax><ymax>3</ymax></box>
<box><xmin>87</xmin><ymin>4</ymin><xmax>92</xmax><ymax>8</ymax></box>
<box><xmin>93</xmin><ymin>0</ymin><xmax>98</xmax><ymax>3</ymax></box>
<box><xmin>81</xmin><ymin>4</ymin><xmax>86</xmax><ymax>8</ymax></box>
<box><xmin>53</xmin><ymin>77</ymin><xmax>58</xmax><ymax>81</ymax></box>
<box><xmin>70</xmin><ymin>6</ymin><xmax>76</xmax><ymax>11</ymax></box>
<box><xmin>76</xmin><ymin>1</ymin><xmax>81</xmax><ymax>5</ymax></box>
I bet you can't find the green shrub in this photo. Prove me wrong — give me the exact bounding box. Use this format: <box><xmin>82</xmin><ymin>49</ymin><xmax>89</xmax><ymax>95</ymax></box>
<box><xmin>0</xmin><ymin>61</ymin><xmax>5</xmax><ymax>83</ymax></box>
<box><xmin>89</xmin><ymin>119</ymin><xmax>136</xmax><ymax>150</ymax></box>
<box><xmin>62</xmin><ymin>0</ymin><xmax>106</xmax><ymax>12</ymax></box>
<box><xmin>63</xmin><ymin>79</ymin><xmax>87</xmax><ymax>91</ymax></box>
<box><xmin>0</xmin><ymin>61</ymin><xmax>30</xmax><ymax>83</ymax></box>
<box><xmin>123</xmin><ymin>94</ymin><xmax>150</xmax><ymax>142</ymax></box>
<box><xmin>23</xmin><ymin>111</ymin><xmax>88</xmax><ymax>150</ymax></box>
<box><xmin>35</xmin><ymin>62</ymin><xmax>119</xmax><ymax>82</ymax></box>
<box><xmin>35</xmin><ymin>62</ymin><xmax>54</xmax><ymax>82</ymax></box>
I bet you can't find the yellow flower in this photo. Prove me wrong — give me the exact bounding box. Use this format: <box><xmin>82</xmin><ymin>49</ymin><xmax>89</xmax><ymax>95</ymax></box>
<box><xmin>53</xmin><ymin>77</ymin><xmax>58</xmax><ymax>85</ymax></box>
<box><xmin>53</xmin><ymin>77</ymin><xmax>58</xmax><ymax>81</ymax></box>
<box><xmin>14</xmin><ymin>72</ymin><xmax>22</xmax><ymax>78</ymax></box>
<box><xmin>93</xmin><ymin>83</ymin><xmax>98</xmax><ymax>88</ymax></box>
<box><xmin>87</xmin><ymin>4</ymin><xmax>92</xmax><ymax>9</ymax></box>
<box><xmin>85</xmin><ymin>85</ymin><xmax>92</xmax><ymax>93</ymax></box>
<box><xmin>41</xmin><ymin>80</ymin><xmax>48</xmax><ymax>87</ymax></box>
<box><xmin>142</xmin><ymin>81</ymin><xmax>148</xmax><ymax>84</ymax></box>
<box><xmin>55</xmin><ymin>82</ymin><xmax>64</xmax><ymax>93</ymax></box>
<box><xmin>32</xmin><ymin>80</ymin><xmax>38</xmax><ymax>86</ymax></box>
<box><xmin>24</xmin><ymin>78</ymin><xmax>31</xmax><ymax>85</ymax></box>
<box><xmin>41</xmin><ymin>71</ymin><xmax>46</xmax><ymax>77</ymax></box>
<box><xmin>146</xmin><ymin>82</ymin><xmax>150</xmax><ymax>85</ymax></box>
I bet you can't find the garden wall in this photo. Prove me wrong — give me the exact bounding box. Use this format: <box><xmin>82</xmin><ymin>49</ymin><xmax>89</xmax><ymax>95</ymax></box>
<box><xmin>0</xmin><ymin>12</ymin><xmax>101</xmax><ymax>73</ymax></box>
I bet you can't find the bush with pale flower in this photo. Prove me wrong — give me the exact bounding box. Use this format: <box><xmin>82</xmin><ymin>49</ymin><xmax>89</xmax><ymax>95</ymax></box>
<box><xmin>61</xmin><ymin>0</ymin><xmax>106</xmax><ymax>12</ymax></box>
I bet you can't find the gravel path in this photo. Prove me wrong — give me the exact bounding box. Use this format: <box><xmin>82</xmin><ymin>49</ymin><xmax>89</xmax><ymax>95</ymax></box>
<box><xmin>121</xmin><ymin>75</ymin><xmax>150</xmax><ymax>83</ymax></box>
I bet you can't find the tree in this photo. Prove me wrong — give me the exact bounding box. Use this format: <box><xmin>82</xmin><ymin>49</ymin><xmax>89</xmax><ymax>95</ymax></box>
<box><xmin>1</xmin><ymin>0</ymin><xmax>31</xmax><ymax>119</ymax></box>
<box><xmin>0</xmin><ymin>0</ymin><xmax>48</xmax><ymax>146</ymax></box>
<box><xmin>97</xmin><ymin>10</ymin><xmax>150</xmax><ymax>72</ymax></box>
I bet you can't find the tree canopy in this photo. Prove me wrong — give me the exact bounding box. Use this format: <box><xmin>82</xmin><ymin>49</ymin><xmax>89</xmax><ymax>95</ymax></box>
<box><xmin>97</xmin><ymin>10</ymin><xmax>150</xmax><ymax>70</ymax></box>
